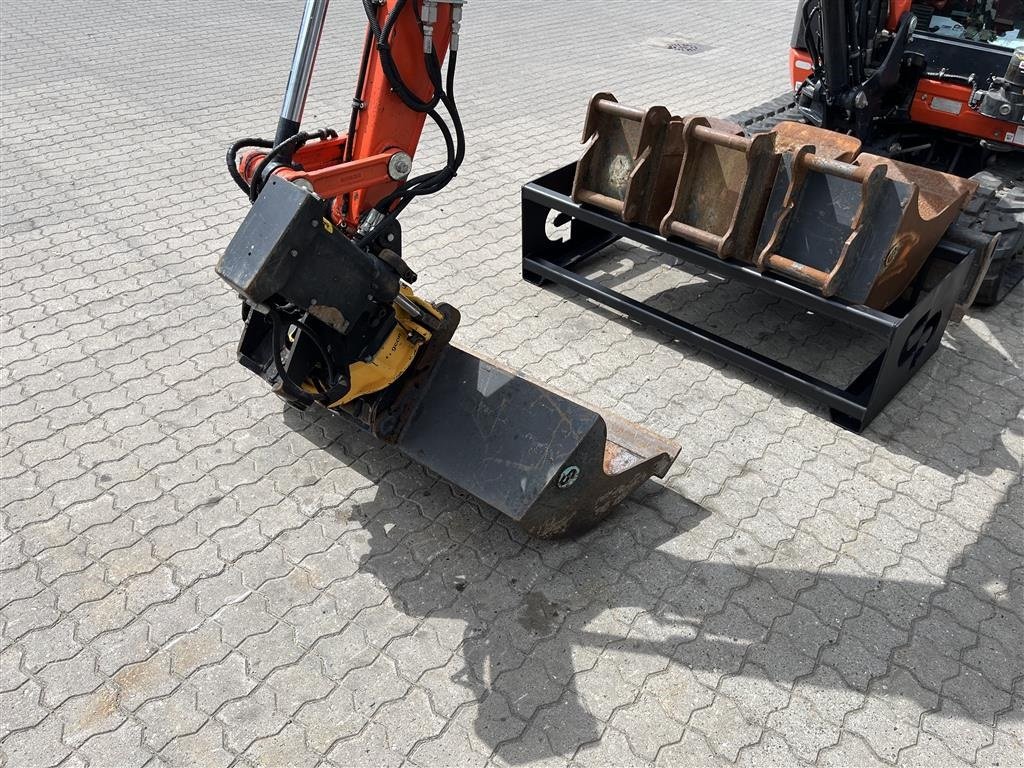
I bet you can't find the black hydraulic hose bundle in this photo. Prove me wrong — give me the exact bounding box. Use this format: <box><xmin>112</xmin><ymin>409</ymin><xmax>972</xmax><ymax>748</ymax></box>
<box><xmin>226</xmin><ymin>137</ymin><xmax>273</xmax><ymax>196</ymax></box>
<box><xmin>353</xmin><ymin>0</ymin><xmax>466</xmax><ymax>245</ymax></box>
<box><xmin>269</xmin><ymin>309</ymin><xmax>355</xmax><ymax>406</ymax></box>
<box><xmin>803</xmin><ymin>0</ymin><xmax>824</xmax><ymax>74</ymax></box>
<box><xmin>225</xmin><ymin>127</ymin><xmax>337</xmax><ymax>201</ymax></box>
<box><xmin>364</xmin><ymin>0</ymin><xmax>443</xmax><ymax>113</ymax></box>
<box><xmin>354</xmin><ymin>55</ymin><xmax>465</xmax><ymax>246</ymax></box>
<box><xmin>250</xmin><ymin>128</ymin><xmax>338</xmax><ymax>202</ymax></box>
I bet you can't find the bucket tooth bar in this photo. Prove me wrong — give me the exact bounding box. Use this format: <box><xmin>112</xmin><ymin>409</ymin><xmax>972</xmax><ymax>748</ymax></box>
<box><xmin>755</xmin><ymin>146</ymin><xmax>976</xmax><ymax>308</ymax></box>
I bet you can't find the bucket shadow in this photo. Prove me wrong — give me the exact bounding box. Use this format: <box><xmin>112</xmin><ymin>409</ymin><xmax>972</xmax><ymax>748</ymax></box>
<box><xmin>284</xmin><ymin>404</ymin><xmax>1021</xmax><ymax>765</ymax></box>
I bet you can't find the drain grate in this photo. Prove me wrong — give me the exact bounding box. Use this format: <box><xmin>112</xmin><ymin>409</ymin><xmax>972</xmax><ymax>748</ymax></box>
<box><xmin>647</xmin><ymin>37</ymin><xmax>712</xmax><ymax>55</ymax></box>
<box><xmin>667</xmin><ymin>40</ymin><xmax>709</xmax><ymax>54</ymax></box>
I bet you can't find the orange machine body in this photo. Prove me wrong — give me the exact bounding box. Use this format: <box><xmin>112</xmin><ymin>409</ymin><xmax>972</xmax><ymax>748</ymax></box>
<box><xmin>910</xmin><ymin>78</ymin><xmax>1024</xmax><ymax>146</ymax></box>
<box><xmin>346</xmin><ymin>1</ymin><xmax>452</xmax><ymax>224</ymax></box>
<box><xmin>886</xmin><ymin>0</ymin><xmax>913</xmax><ymax>31</ymax></box>
<box><xmin>788</xmin><ymin>48</ymin><xmax>1023</xmax><ymax>147</ymax></box>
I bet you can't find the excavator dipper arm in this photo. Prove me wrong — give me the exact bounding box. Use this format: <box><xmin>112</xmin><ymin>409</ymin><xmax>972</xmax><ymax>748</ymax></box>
<box><xmin>215</xmin><ymin>0</ymin><xmax>680</xmax><ymax>538</ymax></box>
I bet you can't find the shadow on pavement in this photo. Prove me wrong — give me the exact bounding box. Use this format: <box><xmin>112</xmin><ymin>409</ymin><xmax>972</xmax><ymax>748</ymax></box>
<box><xmin>284</xmin><ymin>403</ymin><xmax>1021</xmax><ymax>765</ymax></box>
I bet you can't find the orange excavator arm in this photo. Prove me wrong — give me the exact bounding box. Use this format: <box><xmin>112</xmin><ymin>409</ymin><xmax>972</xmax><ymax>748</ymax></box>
<box><xmin>230</xmin><ymin>0</ymin><xmax>460</xmax><ymax>234</ymax></box>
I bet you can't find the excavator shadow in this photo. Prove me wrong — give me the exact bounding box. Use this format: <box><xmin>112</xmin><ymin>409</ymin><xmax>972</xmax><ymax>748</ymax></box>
<box><xmin>544</xmin><ymin>238</ymin><xmax>1023</xmax><ymax>481</ymax></box>
<box><xmin>282</xmin><ymin>404</ymin><xmax>1021</xmax><ymax>765</ymax></box>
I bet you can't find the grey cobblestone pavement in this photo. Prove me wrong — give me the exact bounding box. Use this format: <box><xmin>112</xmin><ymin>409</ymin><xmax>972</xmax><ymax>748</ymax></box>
<box><xmin>1</xmin><ymin>1</ymin><xmax>1022</xmax><ymax>766</ymax></box>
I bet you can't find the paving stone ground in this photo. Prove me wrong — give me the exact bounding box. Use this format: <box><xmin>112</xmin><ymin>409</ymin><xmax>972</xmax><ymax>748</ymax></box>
<box><xmin>1</xmin><ymin>1</ymin><xmax>1022</xmax><ymax>767</ymax></box>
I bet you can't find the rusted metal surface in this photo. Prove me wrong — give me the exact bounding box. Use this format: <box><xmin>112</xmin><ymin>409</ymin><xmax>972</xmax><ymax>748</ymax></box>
<box><xmin>855</xmin><ymin>154</ymin><xmax>977</xmax><ymax>308</ymax></box>
<box><xmin>755</xmin><ymin>149</ymin><xmax>976</xmax><ymax>308</ymax></box>
<box><xmin>703</xmin><ymin>116</ymin><xmax>746</xmax><ymax>136</ymax></box>
<box><xmin>572</xmin><ymin>92</ymin><xmax>643</xmax><ymax>215</ymax></box>
<box><xmin>769</xmin><ymin>120</ymin><xmax>862</xmax><ymax>161</ymax></box>
<box><xmin>659</xmin><ymin>117</ymin><xmax>780</xmax><ymax>261</ymax></box>
<box><xmin>572</xmin><ymin>93</ymin><xmax>685</xmax><ymax>228</ymax></box>
<box><xmin>571</xmin><ymin>97</ymin><xmax>975</xmax><ymax>309</ymax></box>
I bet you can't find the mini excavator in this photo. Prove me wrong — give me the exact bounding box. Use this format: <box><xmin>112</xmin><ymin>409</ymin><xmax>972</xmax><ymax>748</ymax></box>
<box><xmin>216</xmin><ymin>0</ymin><xmax>680</xmax><ymax>538</ymax></box>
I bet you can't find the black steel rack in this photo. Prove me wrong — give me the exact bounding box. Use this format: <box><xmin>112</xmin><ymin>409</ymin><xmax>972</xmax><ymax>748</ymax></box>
<box><xmin>521</xmin><ymin>163</ymin><xmax>974</xmax><ymax>432</ymax></box>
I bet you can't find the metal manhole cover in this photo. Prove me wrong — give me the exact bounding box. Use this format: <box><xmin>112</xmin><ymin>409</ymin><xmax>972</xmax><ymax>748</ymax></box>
<box><xmin>647</xmin><ymin>37</ymin><xmax>712</xmax><ymax>54</ymax></box>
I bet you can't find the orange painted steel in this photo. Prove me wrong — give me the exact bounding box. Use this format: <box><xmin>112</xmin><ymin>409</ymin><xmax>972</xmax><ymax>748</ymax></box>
<box><xmin>909</xmin><ymin>78</ymin><xmax>1022</xmax><ymax>145</ymax></box>
<box><xmin>343</xmin><ymin>0</ymin><xmax>453</xmax><ymax>228</ymax></box>
<box><xmin>789</xmin><ymin>48</ymin><xmax>814</xmax><ymax>90</ymax></box>
<box><xmin>239</xmin><ymin>141</ymin><xmax>399</xmax><ymax>202</ymax></box>
<box><xmin>788</xmin><ymin>52</ymin><xmax>1021</xmax><ymax>147</ymax></box>
<box><xmin>240</xmin><ymin>1</ymin><xmax>453</xmax><ymax>230</ymax></box>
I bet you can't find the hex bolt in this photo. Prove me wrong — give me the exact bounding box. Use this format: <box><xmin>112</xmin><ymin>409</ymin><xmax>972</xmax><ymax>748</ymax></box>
<box><xmin>388</xmin><ymin>152</ymin><xmax>413</xmax><ymax>180</ymax></box>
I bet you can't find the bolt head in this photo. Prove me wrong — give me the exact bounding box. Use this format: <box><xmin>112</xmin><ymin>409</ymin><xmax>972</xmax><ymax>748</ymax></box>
<box><xmin>388</xmin><ymin>152</ymin><xmax>413</xmax><ymax>180</ymax></box>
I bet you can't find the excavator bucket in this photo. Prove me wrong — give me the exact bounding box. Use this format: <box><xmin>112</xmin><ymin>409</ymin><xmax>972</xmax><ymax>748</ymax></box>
<box><xmin>571</xmin><ymin>95</ymin><xmax>978</xmax><ymax>310</ymax></box>
<box><xmin>220</xmin><ymin>177</ymin><xmax>679</xmax><ymax>540</ymax></box>
<box><xmin>655</xmin><ymin>119</ymin><xmax>863</xmax><ymax>261</ymax></box>
<box><xmin>232</xmin><ymin>297</ymin><xmax>679</xmax><ymax>540</ymax></box>
<box><xmin>572</xmin><ymin>92</ymin><xmax>680</xmax><ymax>227</ymax></box>
<box><xmin>571</xmin><ymin>94</ymin><xmax>747</xmax><ymax>230</ymax></box>
<box><xmin>391</xmin><ymin>346</ymin><xmax>680</xmax><ymax>538</ymax></box>
<box><xmin>233</xmin><ymin>297</ymin><xmax>678</xmax><ymax>540</ymax></box>
<box><xmin>754</xmin><ymin>139</ymin><xmax>977</xmax><ymax>308</ymax></box>
<box><xmin>659</xmin><ymin>117</ymin><xmax>779</xmax><ymax>260</ymax></box>
<box><xmin>767</xmin><ymin>120</ymin><xmax>862</xmax><ymax>161</ymax></box>
<box><xmin>853</xmin><ymin>154</ymin><xmax>980</xmax><ymax>308</ymax></box>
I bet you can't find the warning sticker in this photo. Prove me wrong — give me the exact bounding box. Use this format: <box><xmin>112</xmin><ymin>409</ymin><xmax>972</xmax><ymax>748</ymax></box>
<box><xmin>1014</xmin><ymin>125</ymin><xmax>1024</xmax><ymax>147</ymax></box>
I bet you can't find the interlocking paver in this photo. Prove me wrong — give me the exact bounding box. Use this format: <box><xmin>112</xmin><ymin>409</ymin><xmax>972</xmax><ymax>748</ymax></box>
<box><xmin>2</xmin><ymin>1</ymin><xmax>1022</xmax><ymax>766</ymax></box>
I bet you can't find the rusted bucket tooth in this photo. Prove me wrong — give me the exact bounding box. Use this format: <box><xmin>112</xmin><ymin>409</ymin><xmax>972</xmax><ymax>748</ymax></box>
<box><xmin>755</xmin><ymin>144</ymin><xmax>976</xmax><ymax>308</ymax></box>
<box><xmin>572</xmin><ymin>93</ymin><xmax>683</xmax><ymax>227</ymax></box>
<box><xmin>391</xmin><ymin>346</ymin><xmax>680</xmax><ymax>538</ymax></box>
<box><xmin>659</xmin><ymin>117</ymin><xmax>780</xmax><ymax>260</ymax></box>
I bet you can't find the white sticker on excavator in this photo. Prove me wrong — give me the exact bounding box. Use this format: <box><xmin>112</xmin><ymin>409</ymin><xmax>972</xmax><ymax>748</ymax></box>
<box><xmin>1013</xmin><ymin>126</ymin><xmax>1024</xmax><ymax>147</ymax></box>
<box><xmin>930</xmin><ymin>96</ymin><xmax>962</xmax><ymax>115</ymax></box>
